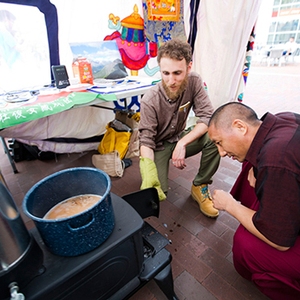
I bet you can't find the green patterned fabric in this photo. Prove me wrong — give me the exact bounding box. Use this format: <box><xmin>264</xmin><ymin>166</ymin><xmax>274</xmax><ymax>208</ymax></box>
<box><xmin>0</xmin><ymin>92</ymin><xmax>117</xmax><ymax>130</ymax></box>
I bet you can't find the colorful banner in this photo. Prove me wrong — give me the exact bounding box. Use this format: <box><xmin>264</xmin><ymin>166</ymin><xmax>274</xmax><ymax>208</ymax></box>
<box><xmin>147</xmin><ymin>0</ymin><xmax>180</xmax><ymax>21</ymax></box>
<box><xmin>238</xmin><ymin>25</ymin><xmax>256</xmax><ymax>102</ymax></box>
<box><xmin>143</xmin><ymin>0</ymin><xmax>186</xmax><ymax>44</ymax></box>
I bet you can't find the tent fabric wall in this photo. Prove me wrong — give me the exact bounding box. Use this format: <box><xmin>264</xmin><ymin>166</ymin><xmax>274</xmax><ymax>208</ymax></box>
<box><xmin>187</xmin><ymin>0</ymin><xmax>262</xmax><ymax>108</ymax></box>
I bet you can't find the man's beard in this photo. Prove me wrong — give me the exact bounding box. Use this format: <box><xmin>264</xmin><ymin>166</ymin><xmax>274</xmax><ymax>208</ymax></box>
<box><xmin>163</xmin><ymin>75</ymin><xmax>188</xmax><ymax>100</ymax></box>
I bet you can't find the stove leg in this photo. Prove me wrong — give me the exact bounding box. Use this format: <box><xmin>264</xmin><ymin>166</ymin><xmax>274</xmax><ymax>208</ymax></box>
<box><xmin>154</xmin><ymin>264</ymin><xmax>179</xmax><ymax>300</ymax></box>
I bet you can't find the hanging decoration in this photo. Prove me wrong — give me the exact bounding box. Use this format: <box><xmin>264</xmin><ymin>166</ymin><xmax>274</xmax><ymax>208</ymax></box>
<box><xmin>142</xmin><ymin>0</ymin><xmax>186</xmax><ymax>46</ymax></box>
<box><xmin>104</xmin><ymin>4</ymin><xmax>157</xmax><ymax>76</ymax></box>
<box><xmin>147</xmin><ymin>0</ymin><xmax>180</xmax><ymax>21</ymax></box>
<box><xmin>238</xmin><ymin>25</ymin><xmax>256</xmax><ymax>102</ymax></box>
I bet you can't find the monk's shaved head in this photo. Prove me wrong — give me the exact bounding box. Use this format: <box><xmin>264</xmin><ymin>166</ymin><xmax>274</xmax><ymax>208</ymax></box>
<box><xmin>208</xmin><ymin>102</ymin><xmax>260</xmax><ymax>131</ymax></box>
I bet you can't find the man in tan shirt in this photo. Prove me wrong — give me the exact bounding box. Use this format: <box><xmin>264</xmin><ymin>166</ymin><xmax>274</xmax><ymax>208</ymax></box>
<box><xmin>138</xmin><ymin>39</ymin><xmax>220</xmax><ymax>218</ymax></box>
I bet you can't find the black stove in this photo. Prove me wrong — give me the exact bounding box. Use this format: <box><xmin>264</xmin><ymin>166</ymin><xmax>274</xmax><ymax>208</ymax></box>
<box><xmin>2</xmin><ymin>193</ymin><xmax>178</xmax><ymax>300</ymax></box>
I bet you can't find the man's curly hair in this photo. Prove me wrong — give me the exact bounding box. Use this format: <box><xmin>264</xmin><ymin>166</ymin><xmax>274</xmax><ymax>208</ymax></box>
<box><xmin>157</xmin><ymin>39</ymin><xmax>192</xmax><ymax>66</ymax></box>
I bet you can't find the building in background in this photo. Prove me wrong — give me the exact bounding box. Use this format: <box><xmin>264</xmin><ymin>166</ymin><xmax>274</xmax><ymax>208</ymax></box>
<box><xmin>256</xmin><ymin>0</ymin><xmax>300</xmax><ymax>47</ymax></box>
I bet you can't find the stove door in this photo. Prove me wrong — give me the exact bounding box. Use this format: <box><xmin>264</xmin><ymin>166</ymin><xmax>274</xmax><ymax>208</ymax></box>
<box><xmin>57</xmin><ymin>231</ymin><xmax>144</xmax><ymax>300</ymax></box>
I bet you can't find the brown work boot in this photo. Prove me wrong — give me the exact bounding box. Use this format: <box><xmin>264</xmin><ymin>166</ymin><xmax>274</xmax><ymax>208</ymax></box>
<box><xmin>191</xmin><ymin>184</ymin><xmax>219</xmax><ymax>218</ymax></box>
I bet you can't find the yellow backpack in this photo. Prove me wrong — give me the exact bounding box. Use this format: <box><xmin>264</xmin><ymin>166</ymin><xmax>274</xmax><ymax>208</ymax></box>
<box><xmin>98</xmin><ymin>120</ymin><xmax>131</xmax><ymax>160</ymax></box>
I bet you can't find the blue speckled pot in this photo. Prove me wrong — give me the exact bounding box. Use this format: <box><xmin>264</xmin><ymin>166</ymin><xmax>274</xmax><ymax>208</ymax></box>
<box><xmin>22</xmin><ymin>167</ymin><xmax>114</xmax><ymax>257</ymax></box>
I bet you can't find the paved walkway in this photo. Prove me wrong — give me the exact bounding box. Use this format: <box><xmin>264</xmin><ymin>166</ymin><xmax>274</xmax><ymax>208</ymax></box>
<box><xmin>243</xmin><ymin>59</ymin><xmax>300</xmax><ymax>116</ymax></box>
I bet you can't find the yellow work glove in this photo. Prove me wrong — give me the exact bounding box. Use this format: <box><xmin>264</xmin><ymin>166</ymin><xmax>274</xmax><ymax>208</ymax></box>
<box><xmin>139</xmin><ymin>157</ymin><xmax>166</xmax><ymax>201</ymax></box>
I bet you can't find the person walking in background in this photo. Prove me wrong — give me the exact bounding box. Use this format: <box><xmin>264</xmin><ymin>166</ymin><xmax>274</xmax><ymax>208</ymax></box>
<box><xmin>283</xmin><ymin>36</ymin><xmax>298</xmax><ymax>56</ymax></box>
<box><xmin>138</xmin><ymin>39</ymin><xmax>220</xmax><ymax>218</ymax></box>
<box><xmin>208</xmin><ymin>102</ymin><xmax>300</xmax><ymax>299</ymax></box>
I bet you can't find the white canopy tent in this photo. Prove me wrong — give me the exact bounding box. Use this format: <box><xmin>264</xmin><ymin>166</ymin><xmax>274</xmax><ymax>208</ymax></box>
<box><xmin>0</xmin><ymin>0</ymin><xmax>262</xmax><ymax>153</ymax></box>
<box><xmin>0</xmin><ymin>0</ymin><xmax>263</xmax><ymax>107</ymax></box>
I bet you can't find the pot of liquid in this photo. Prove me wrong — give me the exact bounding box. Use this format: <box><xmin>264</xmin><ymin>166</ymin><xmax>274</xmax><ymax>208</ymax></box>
<box><xmin>22</xmin><ymin>167</ymin><xmax>114</xmax><ymax>257</ymax></box>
